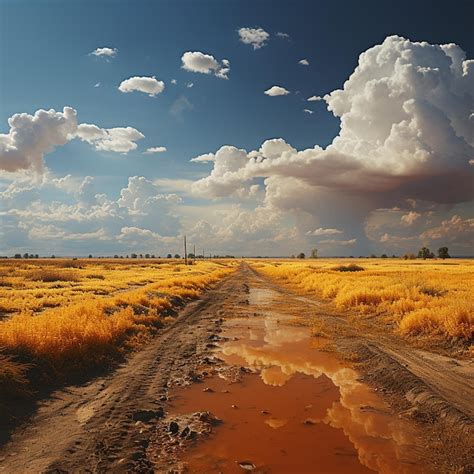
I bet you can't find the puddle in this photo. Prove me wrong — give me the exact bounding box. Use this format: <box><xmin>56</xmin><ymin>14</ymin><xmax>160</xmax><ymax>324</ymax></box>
<box><xmin>169</xmin><ymin>296</ymin><xmax>425</xmax><ymax>473</ymax></box>
<box><xmin>248</xmin><ymin>288</ymin><xmax>278</xmax><ymax>305</ymax></box>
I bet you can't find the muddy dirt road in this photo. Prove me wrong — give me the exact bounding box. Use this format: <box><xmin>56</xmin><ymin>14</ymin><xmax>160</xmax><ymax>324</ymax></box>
<box><xmin>0</xmin><ymin>264</ymin><xmax>472</xmax><ymax>473</ymax></box>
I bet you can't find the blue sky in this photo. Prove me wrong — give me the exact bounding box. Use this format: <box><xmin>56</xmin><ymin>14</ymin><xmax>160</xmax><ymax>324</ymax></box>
<box><xmin>0</xmin><ymin>0</ymin><xmax>473</xmax><ymax>256</ymax></box>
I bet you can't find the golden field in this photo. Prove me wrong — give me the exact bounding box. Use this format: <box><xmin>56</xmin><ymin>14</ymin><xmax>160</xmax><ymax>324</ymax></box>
<box><xmin>0</xmin><ymin>258</ymin><xmax>236</xmax><ymax>418</ymax></box>
<box><xmin>252</xmin><ymin>259</ymin><xmax>474</xmax><ymax>346</ymax></box>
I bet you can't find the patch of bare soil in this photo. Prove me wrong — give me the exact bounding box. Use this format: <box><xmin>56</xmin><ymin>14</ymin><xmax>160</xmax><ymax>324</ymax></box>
<box><xmin>0</xmin><ymin>263</ymin><xmax>472</xmax><ymax>473</ymax></box>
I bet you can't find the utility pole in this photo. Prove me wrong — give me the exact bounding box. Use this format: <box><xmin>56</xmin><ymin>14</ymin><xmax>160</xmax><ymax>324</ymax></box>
<box><xmin>184</xmin><ymin>235</ymin><xmax>187</xmax><ymax>265</ymax></box>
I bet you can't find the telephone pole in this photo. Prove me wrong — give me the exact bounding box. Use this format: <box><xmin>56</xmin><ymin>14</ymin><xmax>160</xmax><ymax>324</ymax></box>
<box><xmin>184</xmin><ymin>235</ymin><xmax>187</xmax><ymax>265</ymax></box>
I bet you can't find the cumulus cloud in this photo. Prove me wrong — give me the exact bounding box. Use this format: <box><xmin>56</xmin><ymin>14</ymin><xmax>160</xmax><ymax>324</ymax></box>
<box><xmin>298</xmin><ymin>59</ymin><xmax>309</xmax><ymax>66</ymax></box>
<box><xmin>144</xmin><ymin>146</ymin><xmax>167</xmax><ymax>154</ymax></box>
<box><xmin>90</xmin><ymin>47</ymin><xmax>117</xmax><ymax>58</ymax></box>
<box><xmin>306</xmin><ymin>227</ymin><xmax>343</xmax><ymax>236</ymax></box>
<box><xmin>400</xmin><ymin>211</ymin><xmax>421</xmax><ymax>226</ymax></box>
<box><xmin>118</xmin><ymin>76</ymin><xmax>165</xmax><ymax>97</ymax></box>
<box><xmin>0</xmin><ymin>107</ymin><xmax>146</xmax><ymax>173</ymax></box>
<box><xmin>181</xmin><ymin>52</ymin><xmax>230</xmax><ymax>79</ymax></box>
<box><xmin>118</xmin><ymin>176</ymin><xmax>181</xmax><ymax>213</ymax></box>
<box><xmin>307</xmin><ymin>95</ymin><xmax>322</xmax><ymax>101</ymax></box>
<box><xmin>194</xmin><ymin>36</ymin><xmax>474</xmax><ymax>203</ymax></box>
<box><xmin>303</xmin><ymin>109</ymin><xmax>313</xmax><ymax>114</ymax></box>
<box><xmin>238</xmin><ymin>27</ymin><xmax>269</xmax><ymax>49</ymax></box>
<box><xmin>264</xmin><ymin>86</ymin><xmax>290</xmax><ymax>96</ymax></box>
<box><xmin>276</xmin><ymin>32</ymin><xmax>290</xmax><ymax>39</ymax></box>
<box><xmin>420</xmin><ymin>215</ymin><xmax>474</xmax><ymax>241</ymax></box>
<box><xmin>190</xmin><ymin>153</ymin><xmax>215</xmax><ymax>163</ymax></box>
<box><xmin>76</xmin><ymin>124</ymin><xmax>144</xmax><ymax>153</ymax></box>
<box><xmin>0</xmin><ymin>107</ymin><xmax>78</xmax><ymax>173</ymax></box>
<box><xmin>171</xmin><ymin>79</ymin><xmax>177</xmax><ymax>85</ymax></box>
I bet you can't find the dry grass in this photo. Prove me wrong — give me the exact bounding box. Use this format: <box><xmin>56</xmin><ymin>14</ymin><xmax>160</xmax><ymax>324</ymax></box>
<box><xmin>28</xmin><ymin>269</ymin><xmax>79</xmax><ymax>282</ymax></box>
<box><xmin>252</xmin><ymin>259</ymin><xmax>474</xmax><ymax>345</ymax></box>
<box><xmin>0</xmin><ymin>259</ymin><xmax>236</xmax><ymax>417</ymax></box>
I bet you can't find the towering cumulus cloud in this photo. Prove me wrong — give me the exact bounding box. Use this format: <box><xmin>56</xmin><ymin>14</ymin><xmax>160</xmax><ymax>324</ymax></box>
<box><xmin>193</xmin><ymin>36</ymin><xmax>474</xmax><ymax>204</ymax></box>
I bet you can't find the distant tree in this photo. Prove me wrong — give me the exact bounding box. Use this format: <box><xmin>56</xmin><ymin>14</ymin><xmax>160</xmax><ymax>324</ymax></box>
<box><xmin>51</xmin><ymin>255</ymin><xmax>56</xmax><ymax>258</ymax></box>
<box><xmin>174</xmin><ymin>254</ymin><xmax>180</xmax><ymax>259</ymax></box>
<box><xmin>403</xmin><ymin>253</ymin><xmax>416</xmax><ymax>260</ymax></box>
<box><xmin>131</xmin><ymin>253</ymin><xmax>137</xmax><ymax>259</ymax></box>
<box><xmin>167</xmin><ymin>254</ymin><xmax>172</xmax><ymax>258</ymax></box>
<box><xmin>381</xmin><ymin>253</ymin><xmax>388</xmax><ymax>258</ymax></box>
<box><xmin>290</xmin><ymin>254</ymin><xmax>295</xmax><ymax>259</ymax></box>
<box><xmin>418</xmin><ymin>247</ymin><xmax>434</xmax><ymax>259</ymax></box>
<box><xmin>23</xmin><ymin>253</ymin><xmax>29</xmax><ymax>259</ymax></box>
<box><xmin>438</xmin><ymin>247</ymin><xmax>450</xmax><ymax>259</ymax></box>
<box><xmin>188</xmin><ymin>253</ymin><xmax>195</xmax><ymax>259</ymax></box>
<box><xmin>310</xmin><ymin>248</ymin><xmax>318</xmax><ymax>259</ymax></box>
<box><xmin>391</xmin><ymin>254</ymin><xmax>397</xmax><ymax>258</ymax></box>
<box><xmin>114</xmin><ymin>255</ymin><xmax>119</xmax><ymax>258</ymax></box>
<box><xmin>88</xmin><ymin>254</ymin><xmax>93</xmax><ymax>258</ymax></box>
<box><xmin>151</xmin><ymin>255</ymin><xmax>155</xmax><ymax>258</ymax></box>
<box><xmin>145</xmin><ymin>253</ymin><xmax>150</xmax><ymax>259</ymax></box>
<box><xmin>370</xmin><ymin>254</ymin><xmax>377</xmax><ymax>258</ymax></box>
<box><xmin>297</xmin><ymin>252</ymin><xmax>305</xmax><ymax>259</ymax></box>
<box><xmin>139</xmin><ymin>254</ymin><xmax>143</xmax><ymax>259</ymax></box>
<box><xmin>14</xmin><ymin>253</ymin><xmax>21</xmax><ymax>259</ymax></box>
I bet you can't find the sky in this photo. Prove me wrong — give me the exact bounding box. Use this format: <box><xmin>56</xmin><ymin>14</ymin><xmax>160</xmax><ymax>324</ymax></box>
<box><xmin>0</xmin><ymin>0</ymin><xmax>473</xmax><ymax>257</ymax></box>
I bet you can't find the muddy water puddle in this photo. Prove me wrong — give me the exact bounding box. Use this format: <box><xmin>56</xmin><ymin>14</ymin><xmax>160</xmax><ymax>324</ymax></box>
<box><xmin>169</xmin><ymin>288</ymin><xmax>424</xmax><ymax>473</ymax></box>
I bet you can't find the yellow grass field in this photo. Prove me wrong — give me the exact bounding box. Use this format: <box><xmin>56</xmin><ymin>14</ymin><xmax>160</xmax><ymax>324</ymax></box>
<box><xmin>252</xmin><ymin>259</ymin><xmax>474</xmax><ymax>347</ymax></box>
<box><xmin>0</xmin><ymin>258</ymin><xmax>236</xmax><ymax>417</ymax></box>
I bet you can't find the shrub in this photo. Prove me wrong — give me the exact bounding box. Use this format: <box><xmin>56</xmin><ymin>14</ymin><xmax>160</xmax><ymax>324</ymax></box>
<box><xmin>331</xmin><ymin>264</ymin><xmax>365</xmax><ymax>272</ymax></box>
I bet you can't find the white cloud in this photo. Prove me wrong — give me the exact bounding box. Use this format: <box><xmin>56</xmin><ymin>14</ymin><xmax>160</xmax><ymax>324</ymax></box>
<box><xmin>303</xmin><ymin>109</ymin><xmax>313</xmax><ymax>114</ymax></box>
<box><xmin>190</xmin><ymin>153</ymin><xmax>215</xmax><ymax>163</ymax></box>
<box><xmin>144</xmin><ymin>146</ymin><xmax>167</xmax><ymax>154</ymax></box>
<box><xmin>118</xmin><ymin>76</ymin><xmax>165</xmax><ymax>97</ymax></box>
<box><xmin>186</xmin><ymin>82</ymin><xmax>194</xmax><ymax>88</ymax></box>
<box><xmin>307</xmin><ymin>95</ymin><xmax>322</xmax><ymax>101</ymax></box>
<box><xmin>76</xmin><ymin>124</ymin><xmax>144</xmax><ymax>153</ymax></box>
<box><xmin>420</xmin><ymin>215</ymin><xmax>474</xmax><ymax>241</ymax></box>
<box><xmin>298</xmin><ymin>59</ymin><xmax>309</xmax><ymax>66</ymax></box>
<box><xmin>94</xmin><ymin>82</ymin><xmax>101</xmax><ymax>88</ymax></box>
<box><xmin>276</xmin><ymin>32</ymin><xmax>290</xmax><ymax>39</ymax></box>
<box><xmin>194</xmin><ymin>36</ymin><xmax>474</xmax><ymax>204</ymax></box>
<box><xmin>400</xmin><ymin>211</ymin><xmax>421</xmax><ymax>226</ymax></box>
<box><xmin>171</xmin><ymin>79</ymin><xmax>177</xmax><ymax>85</ymax></box>
<box><xmin>306</xmin><ymin>227</ymin><xmax>343</xmax><ymax>236</ymax></box>
<box><xmin>181</xmin><ymin>52</ymin><xmax>230</xmax><ymax>79</ymax></box>
<box><xmin>169</xmin><ymin>96</ymin><xmax>193</xmax><ymax>118</ymax></box>
<box><xmin>0</xmin><ymin>107</ymin><xmax>78</xmax><ymax>173</ymax></box>
<box><xmin>238</xmin><ymin>27</ymin><xmax>269</xmax><ymax>49</ymax></box>
<box><xmin>90</xmin><ymin>47</ymin><xmax>117</xmax><ymax>58</ymax></box>
<box><xmin>264</xmin><ymin>86</ymin><xmax>290</xmax><ymax>96</ymax></box>
<box><xmin>319</xmin><ymin>238</ymin><xmax>356</xmax><ymax>245</ymax></box>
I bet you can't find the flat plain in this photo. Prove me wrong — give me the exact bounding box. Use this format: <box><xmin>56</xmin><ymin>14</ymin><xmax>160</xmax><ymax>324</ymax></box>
<box><xmin>0</xmin><ymin>258</ymin><xmax>472</xmax><ymax>473</ymax></box>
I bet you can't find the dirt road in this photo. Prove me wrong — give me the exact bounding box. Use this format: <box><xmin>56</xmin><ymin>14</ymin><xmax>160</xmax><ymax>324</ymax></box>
<box><xmin>0</xmin><ymin>264</ymin><xmax>472</xmax><ymax>473</ymax></box>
